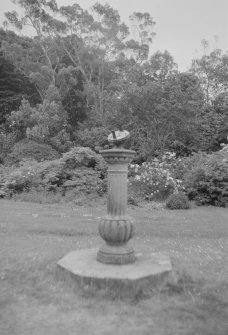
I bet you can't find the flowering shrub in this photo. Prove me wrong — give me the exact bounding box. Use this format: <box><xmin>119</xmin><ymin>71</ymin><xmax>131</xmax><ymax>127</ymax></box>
<box><xmin>129</xmin><ymin>152</ymin><xmax>184</xmax><ymax>200</ymax></box>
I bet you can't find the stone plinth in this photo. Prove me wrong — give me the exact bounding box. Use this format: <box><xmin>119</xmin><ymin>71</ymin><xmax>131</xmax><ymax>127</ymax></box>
<box><xmin>58</xmin><ymin>248</ymin><xmax>173</xmax><ymax>292</ymax></box>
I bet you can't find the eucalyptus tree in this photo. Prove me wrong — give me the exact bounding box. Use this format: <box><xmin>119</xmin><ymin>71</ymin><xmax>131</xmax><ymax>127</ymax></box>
<box><xmin>3</xmin><ymin>0</ymin><xmax>66</xmax><ymax>100</ymax></box>
<box><xmin>57</xmin><ymin>3</ymin><xmax>156</xmax><ymax>125</ymax></box>
<box><xmin>191</xmin><ymin>47</ymin><xmax>228</xmax><ymax>105</ymax></box>
<box><xmin>191</xmin><ymin>44</ymin><xmax>228</xmax><ymax>151</ymax></box>
<box><xmin>3</xmin><ymin>1</ymin><xmax>156</xmax><ymax>117</ymax></box>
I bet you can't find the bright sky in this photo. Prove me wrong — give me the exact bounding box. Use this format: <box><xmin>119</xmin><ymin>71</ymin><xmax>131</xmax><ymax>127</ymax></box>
<box><xmin>0</xmin><ymin>0</ymin><xmax>228</xmax><ymax>71</ymax></box>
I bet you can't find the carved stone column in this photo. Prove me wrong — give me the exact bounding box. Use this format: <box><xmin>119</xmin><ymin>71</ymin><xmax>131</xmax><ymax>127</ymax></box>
<box><xmin>97</xmin><ymin>147</ymin><xmax>136</xmax><ymax>264</ymax></box>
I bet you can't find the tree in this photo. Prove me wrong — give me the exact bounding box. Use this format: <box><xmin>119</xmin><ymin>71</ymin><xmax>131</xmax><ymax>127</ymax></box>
<box><xmin>7</xmin><ymin>85</ymin><xmax>71</xmax><ymax>152</ymax></box>
<box><xmin>146</xmin><ymin>50</ymin><xmax>178</xmax><ymax>83</ymax></box>
<box><xmin>0</xmin><ymin>29</ymin><xmax>40</xmax><ymax>124</ymax></box>
<box><xmin>191</xmin><ymin>43</ymin><xmax>228</xmax><ymax>151</ymax></box>
<box><xmin>197</xmin><ymin>92</ymin><xmax>228</xmax><ymax>151</ymax></box>
<box><xmin>103</xmin><ymin>71</ymin><xmax>204</xmax><ymax>158</ymax></box>
<box><xmin>58</xmin><ymin>3</ymin><xmax>155</xmax><ymax>124</ymax></box>
<box><xmin>3</xmin><ymin>0</ymin><xmax>65</xmax><ymax>100</ymax></box>
<box><xmin>3</xmin><ymin>1</ymin><xmax>156</xmax><ymax>129</ymax></box>
<box><xmin>191</xmin><ymin>47</ymin><xmax>228</xmax><ymax>105</ymax></box>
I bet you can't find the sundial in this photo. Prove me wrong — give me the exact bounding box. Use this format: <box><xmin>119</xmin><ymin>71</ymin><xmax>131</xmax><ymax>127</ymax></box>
<box><xmin>58</xmin><ymin>127</ymin><xmax>173</xmax><ymax>290</ymax></box>
<box><xmin>108</xmin><ymin>130</ymin><xmax>130</xmax><ymax>147</ymax></box>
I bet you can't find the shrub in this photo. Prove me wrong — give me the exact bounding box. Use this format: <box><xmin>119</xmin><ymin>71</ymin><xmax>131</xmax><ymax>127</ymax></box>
<box><xmin>74</xmin><ymin>127</ymin><xmax>108</xmax><ymax>150</ymax></box>
<box><xmin>5</xmin><ymin>139</ymin><xmax>60</xmax><ymax>165</ymax></box>
<box><xmin>49</xmin><ymin>129</ymin><xmax>73</xmax><ymax>153</ymax></box>
<box><xmin>62</xmin><ymin>146</ymin><xmax>105</xmax><ymax>169</ymax></box>
<box><xmin>182</xmin><ymin>147</ymin><xmax>228</xmax><ymax>207</ymax></box>
<box><xmin>8</xmin><ymin>90</ymin><xmax>69</xmax><ymax>147</ymax></box>
<box><xmin>3</xmin><ymin>159</ymin><xmax>40</xmax><ymax>194</ymax></box>
<box><xmin>36</xmin><ymin>159</ymin><xmax>67</xmax><ymax>191</ymax></box>
<box><xmin>2</xmin><ymin>147</ymin><xmax>107</xmax><ymax>199</ymax></box>
<box><xmin>129</xmin><ymin>152</ymin><xmax>184</xmax><ymax>201</ymax></box>
<box><xmin>0</xmin><ymin>131</ymin><xmax>18</xmax><ymax>164</ymax></box>
<box><xmin>166</xmin><ymin>193</ymin><xmax>191</xmax><ymax>210</ymax></box>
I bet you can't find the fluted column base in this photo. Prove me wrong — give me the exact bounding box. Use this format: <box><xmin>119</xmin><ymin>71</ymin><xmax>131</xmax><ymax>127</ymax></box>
<box><xmin>97</xmin><ymin>244</ymin><xmax>135</xmax><ymax>264</ymax></box>
<box><xmin>97</xmin><ymin>216</ymin><xmax>135</xmax><ymax>264</ymax></box>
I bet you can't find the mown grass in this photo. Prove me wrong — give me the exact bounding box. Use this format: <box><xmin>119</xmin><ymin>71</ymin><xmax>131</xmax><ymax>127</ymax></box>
<box><xmin>0</xmin><ymin>200</ymin><xmax>228</xmax><ymax>335</ymax></box>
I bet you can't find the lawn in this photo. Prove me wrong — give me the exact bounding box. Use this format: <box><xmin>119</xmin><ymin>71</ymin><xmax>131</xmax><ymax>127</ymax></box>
<box><xmin>0</xmin><ymin>199</ymin><xmax>228</xmax><ymax>335</ymax></box>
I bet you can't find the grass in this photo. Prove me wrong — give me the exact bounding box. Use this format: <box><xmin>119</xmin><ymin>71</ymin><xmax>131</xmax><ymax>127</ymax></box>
<box><xmin>0</xmin><ymin>199</ymin><xmax>228</xmax><ymax>335</ymax></box>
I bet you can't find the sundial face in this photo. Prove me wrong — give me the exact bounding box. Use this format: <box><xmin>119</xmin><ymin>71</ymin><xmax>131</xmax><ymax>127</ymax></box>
<box><xmin>108</xmin><ymin>130</ymin><xmax>130</xmax><ymax>146</ymax></box>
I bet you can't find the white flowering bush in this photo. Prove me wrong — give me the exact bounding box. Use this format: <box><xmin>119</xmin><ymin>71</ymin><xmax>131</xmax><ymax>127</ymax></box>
<box><xmin>129</xmin><ymin>152</ymin><xmax>184</xmax><ymax>200</ymax></box>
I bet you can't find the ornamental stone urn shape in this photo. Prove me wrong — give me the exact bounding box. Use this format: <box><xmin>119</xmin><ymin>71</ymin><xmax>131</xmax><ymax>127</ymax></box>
<box><xmin>97</xmin><ymin>130</ymin><xmax>136</xmax><ymax>265</ymax></box>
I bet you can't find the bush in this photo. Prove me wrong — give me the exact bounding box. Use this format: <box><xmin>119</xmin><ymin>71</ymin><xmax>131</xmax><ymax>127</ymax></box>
<box><xmin>61</xmin><ymin>147</ymin><xmax>108</xmax><ymax>193</ymax></box>
<box><xmin>5</xmin><ymin>139</ymin><xmax>60</xmax><ymax>165</ymax></box>
<box><xmin>166</xmin><ymin>193</ymin><xmax>191</xmax><ymax>210</ymax></box>
<box><xmin>2</xmin><ymin>147</ymin><xmax>107</xmax><ymax>199</ymax></box>
<box><xmin>182</xmin><ymin>147</ymin><xmax>228</xmax><ymax>207</ymax></box>
<box><xmin>62</xmin><ymin>146</ymin><xmax>105</xmax><ymax>169</ymax></box>
<box><xmin>3</xmin><ymin>159</ymin><xmax>40</xmax><ymax>194</ymax></box>
<box><xmin>0</xmin><ymin>131</ymin><xmax>18</xmax><ymax>164</ymax></box>
<box><xmin>74</xmin><ymin>127</ymin><xmax>108</xmax><ymax>150</ymax></box>
<box><xmin>36</xmin><ymin>159</ymin><xmax>67</xmax><ymax>191</ymax></box>
<box><xmin>8</xmin><ymin>91</ymin><xmax>69</xmax><ymax>148</ymax></box>
<box><xmin>128</xmin><ymin>152</ymin><xmax>184</xmax><ymax>201</ymax></box>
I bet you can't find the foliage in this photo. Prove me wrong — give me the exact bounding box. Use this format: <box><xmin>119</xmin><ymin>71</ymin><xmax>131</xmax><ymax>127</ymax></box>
<box><xmin>194</xmin><ymin>91</ymin><xmax>228</xmax><ymax>152</ymax></box>
<box><xmin>191</xmin><ymin>48</ymin><xmax>228</xmax><ymax>104</ymax></box>
<box><xmin>61</xmin><ymin>146</ymin><xmax>105</xmax><ymax>169</ymax></box>
<box><xmin>5</xmin><ymin>139</ymin><xmax>60</xmax><ymax>165</ymax></box>
<box><xmin>129</xmin><ymin>151</ymin><xmax>184</xmax><ymax>201</ymax></box>
<box><xmin>0</xmin><ymin>129</ymin><xmax>18</xmax><ymax>164</ymax></box>
<box><xmin>168</xmin><ymin>140</ymin><xmax>197</xmax><ymax>158</ymax></box>
<box><xmin>73</xmin><ymin>126</ymin><xmax>109</xmax><ymax>150</ymax></box>
<box><xmin>2</xmin><ymin>0</ymin><xmax>156</xmax><ymax>132</ymax></box>
<box><xmin>0</xmin><ymin>28</ymin><xmax>40</xmax><ymax>124</ymax></box>
<box><xmin>182</xmin><ymin>147</ymin><xmax>228</xmax><ymax>207</ymax></box>
<box><xmin>1</xmin><ymin>147</ymin><xmax>107</xmax><ymax>198</ymax></box>
<box><xmin>166</xmin><ymin>193</ymin><xmax>191</xmax><ymax>210</ymax></box>
<box><xmin>108</xmin><ymin>72</ymin><xmax>204</xmax><ymax>158</ymax></box>
<box><xmin>146</xmin><ymin>50</ymin><xmax>178</xmax><ymax>82</ymax></box>
<box><xmin>1</xmin><ymin>1</ymin><xmax>228</xmax><ymax>171</ymax></box>
<box><xmin>195</xmin><ymin>107</ymin><xmax>227</xmax><ymax>151</ymax></box>
<box><xmin>7</xmin><ymin>86</ymin><xmax>72</xmax><ymax>151</ymax></box>
<box><xmin>3</xmin><ymin>159</ymin><xmax>40</xmax><ymax>194</ymax></box>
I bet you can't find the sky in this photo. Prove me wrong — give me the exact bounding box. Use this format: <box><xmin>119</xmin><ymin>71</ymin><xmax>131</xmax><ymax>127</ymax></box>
<box><xmin>0</xmin><ymin>0</ymin><xmax>228</xmax><ymax>71</ymax></box>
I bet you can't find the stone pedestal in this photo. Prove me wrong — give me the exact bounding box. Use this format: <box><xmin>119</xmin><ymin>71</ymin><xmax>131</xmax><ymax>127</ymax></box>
<box><xmin>57</xmin><ymin>130</ymin><xmax>173</xmax><ymax>294</ymax></box>
<box><xmin>97</xmin><ymin>148</ymin><xmax>136</xmax><ymax>264</ymax></box>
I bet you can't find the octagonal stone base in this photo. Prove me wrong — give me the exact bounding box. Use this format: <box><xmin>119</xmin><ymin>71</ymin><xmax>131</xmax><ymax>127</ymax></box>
<box><xmin>57</xmin><ymin>248</ymin><xmax>173</xmax><ymax>292</ymax></box>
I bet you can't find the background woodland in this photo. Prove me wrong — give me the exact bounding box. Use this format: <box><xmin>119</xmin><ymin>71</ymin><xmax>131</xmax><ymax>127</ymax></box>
<box><xmin>0</xmin><ymin>0</ymin><xmax>228</xmax><ymax>206</ymax></box>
